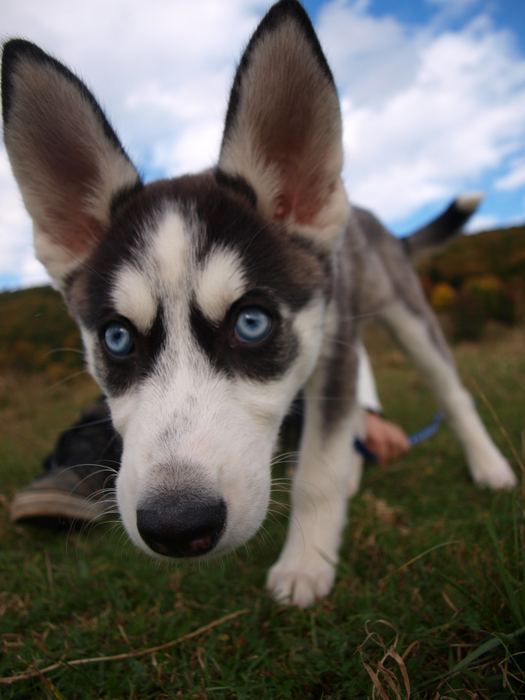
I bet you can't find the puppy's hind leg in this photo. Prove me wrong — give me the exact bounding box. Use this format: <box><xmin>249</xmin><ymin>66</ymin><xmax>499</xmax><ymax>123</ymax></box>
<box><xmin>381</xmin><ymin>302</ymin><xmax>516</xmax><ymax>489</ymax></box>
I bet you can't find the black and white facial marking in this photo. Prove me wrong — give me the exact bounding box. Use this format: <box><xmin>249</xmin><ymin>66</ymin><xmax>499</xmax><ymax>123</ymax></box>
<box><xmin>68</xmin><ymin>172</ymin><xmax>330</xmax><ymax>388</ymax></box>
<box><xmin>66</xmin><ymin>171</ymin><xmax>332</xmax><ymax>559</ymax></box>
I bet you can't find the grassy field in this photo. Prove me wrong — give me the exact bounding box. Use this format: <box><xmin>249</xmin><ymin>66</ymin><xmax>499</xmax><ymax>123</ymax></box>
<box><xmin>0</xmin><ymin>309</ymin><xmax>524</xmax><ymax>697</ymax></box>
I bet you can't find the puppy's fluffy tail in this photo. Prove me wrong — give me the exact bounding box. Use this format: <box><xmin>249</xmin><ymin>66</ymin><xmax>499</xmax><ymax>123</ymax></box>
<box><xmin>403</xmin><ymin>192</ymin><xmax>484</xmax><ymax>261</ymax></box>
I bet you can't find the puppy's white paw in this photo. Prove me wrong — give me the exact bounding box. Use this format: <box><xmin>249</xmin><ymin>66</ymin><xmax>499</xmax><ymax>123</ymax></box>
<box><xmin>469</xmin><ymin>448</ymin><xmax>517</xmax><ymax>489</ymax></box>
<box><xmin>267</xmin><ymin>557</ymin><xmax>336</xmax><ymax>608</ymax></box>
<box><xmin>468</xmin><ymin>442</ymin><xmax>518</xmax><ymax>489</ymax></box>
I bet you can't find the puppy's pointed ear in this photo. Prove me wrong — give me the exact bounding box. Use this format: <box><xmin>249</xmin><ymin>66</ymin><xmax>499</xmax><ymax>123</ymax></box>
<box><xmin>2</xmin><ymin>40</ymin><xmax>142</xmax><ymax>289</ymax></box>
<box><xmin>218</xmin><ymin>0</ymin><xmax>348</xmax><ymax>250</ymax></box>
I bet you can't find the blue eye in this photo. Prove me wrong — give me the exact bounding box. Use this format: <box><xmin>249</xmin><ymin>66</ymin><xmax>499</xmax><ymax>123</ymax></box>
<box><xmin>104</xmin><ymin>324</ymin><xmax>132</xmax><ymax>356</ymax></box>
<box><xmin>235</xmin><ymin>308</ymin><xmax>271</xmax><ymax>343</ymax></box>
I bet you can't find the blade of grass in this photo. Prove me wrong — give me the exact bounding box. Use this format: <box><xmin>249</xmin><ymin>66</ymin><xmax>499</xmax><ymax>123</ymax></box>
<box><xmin>414</xmin><ymin>627</ymin><xmax>525</xmax><ymax>692</ymax></box>
<box><xmin>450</xmin><ymin>628</ymin><xmax>525</xmax><ymax>674</ymax></box>
<box><xmin>485</xmin><ymin>518</ymin><xmax>524</xmax><ymax>628</ymax></box>
<box><xmin>434</xmin><ymin>570</ymin><xmax>493</xmax><ymax>618</ymax></box>
<box><xmin>383</xmin><ymin>540</ymin><xmax>460</xmax><ymax>580</ymax></box>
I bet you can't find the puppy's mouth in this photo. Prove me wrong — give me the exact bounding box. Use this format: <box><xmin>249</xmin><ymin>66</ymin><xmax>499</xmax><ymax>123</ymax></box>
<box><xmin>136</xmin><ymin>496</ymin><xmax>227</xmax><ymax>558</ymax></box>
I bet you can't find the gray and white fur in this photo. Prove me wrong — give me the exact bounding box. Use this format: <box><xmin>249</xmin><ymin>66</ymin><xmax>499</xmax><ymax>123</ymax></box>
<box><xmin>2</xmin><ymin>0</ymin><xmax>516</xmax><ymax>608</ymax></box>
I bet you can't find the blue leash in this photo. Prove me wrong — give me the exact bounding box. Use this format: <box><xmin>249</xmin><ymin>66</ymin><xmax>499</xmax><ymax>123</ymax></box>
<box><xmin>354</xmin><ymin>412</ymin><xmax>443</xmax><ymax>463</ymax></box>
<box><xmin>408</xmin><ymin>411</ymin><xmax>443</xmax><ymax>445</ymax></box>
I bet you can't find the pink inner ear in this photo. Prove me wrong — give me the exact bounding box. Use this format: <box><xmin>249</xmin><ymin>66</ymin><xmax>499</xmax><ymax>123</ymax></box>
<box><xmin>272</xmin><ymin>170</ymin><xmax>328</xmax><ymax>226</ymax></box>
<box><xmin>272</xmin><ymin>191</ymin><xmax>323</xmax><ymax>225</ymax></box>
<box><xmin>38</xmin><ymin>182</ymin><xmax>105</xmax><ymax>258</ymax></box>
<box><xmin>273</xmin><ymin>202</ymin><xmax>287</xmax><ymax>220</ymax></box>
<box><xmin>32</xmin><ymin>133</ymin><xmax>108</xmax><ymax>256</ymax></box>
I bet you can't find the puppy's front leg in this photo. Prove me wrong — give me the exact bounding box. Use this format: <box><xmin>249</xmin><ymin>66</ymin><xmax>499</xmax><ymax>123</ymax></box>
<box><xmin>267</xmin><ymin>366</ymin><xmax>359</xmax><ymax>608</ymax></box>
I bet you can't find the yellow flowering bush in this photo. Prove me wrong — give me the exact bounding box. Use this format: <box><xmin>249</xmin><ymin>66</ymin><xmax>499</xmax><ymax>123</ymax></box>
<box><xmin>430</xmin><ymin>282</ymin><xmax>457</xmax><ymax>310</ymax></box>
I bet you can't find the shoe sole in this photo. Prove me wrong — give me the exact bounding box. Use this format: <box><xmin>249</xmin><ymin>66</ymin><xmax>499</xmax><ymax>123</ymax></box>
<box><xmin>10</xmin><ymin>489</ymin><xmax>112</xmax><ymax>525</ymax></box>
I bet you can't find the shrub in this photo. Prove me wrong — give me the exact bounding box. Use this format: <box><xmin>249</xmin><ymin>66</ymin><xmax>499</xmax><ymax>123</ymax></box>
<box><xmin>430</xmin><ymin>281</ymin><xmax>457</xmax><ymax>310</ymax></box>
<box><xmin>462</xmin><ymin>275</ymin><xmax>516</xmax><ymax>325</ymax></box>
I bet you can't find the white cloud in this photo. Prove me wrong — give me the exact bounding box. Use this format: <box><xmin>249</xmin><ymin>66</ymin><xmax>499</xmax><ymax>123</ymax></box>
<box><xmin>318</xmin><ymin>4</ymin><xmax>525</xmax><ymax>222</ymax></box>
<box><xmin>494</xmin><ymin>157</ymin><xmax>525</xmax><ymax>191</ymax></box>
<box><xmin>464</xmin><ymin>212</ymin><xmax>499</xmax><ymax>233</ymax></box>
<box><xmin>0</xmin><ymin>147</ymin><xmax>50</xmax><ymax>288</ymax></box>
<box><xmin>318</xmin><ymin>0</ymin><xmax>428</xmax><ymax>108</ymax></box>
<box><xmin>1</xmin><ymin>0</ymin><xmax>525</xmax><ymax>290</ymax></box>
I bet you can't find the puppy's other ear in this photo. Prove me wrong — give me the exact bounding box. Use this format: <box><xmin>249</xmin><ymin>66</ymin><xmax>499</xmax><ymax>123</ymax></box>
<box><xmin>219</xmin><ymin>0</ymin><xmax>348</xmax><ymax>250</ymax></box>
<box><xmin>2</xmin><ymin>40</ymin><xmax>142</xmax><ymax>289</ymax></box>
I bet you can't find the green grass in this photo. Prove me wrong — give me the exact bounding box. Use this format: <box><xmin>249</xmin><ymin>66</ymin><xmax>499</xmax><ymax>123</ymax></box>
<box><xmin>0</xmin><ymin>320</ymin><xmax>524</xmax><ymax>698</ymax></box>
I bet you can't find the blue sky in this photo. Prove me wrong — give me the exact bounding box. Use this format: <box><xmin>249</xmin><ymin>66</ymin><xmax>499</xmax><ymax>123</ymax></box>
<box><xmin>1</xmin><ymin>0</ymin><xmax>524</xmax><ymax>290</ymax></box>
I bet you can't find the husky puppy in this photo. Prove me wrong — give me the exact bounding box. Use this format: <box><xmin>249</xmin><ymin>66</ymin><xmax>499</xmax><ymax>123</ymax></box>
<box><xmin>2</xmin><ymin>0</ymin><xmax>515</xmax><ymax>607</ymax></box>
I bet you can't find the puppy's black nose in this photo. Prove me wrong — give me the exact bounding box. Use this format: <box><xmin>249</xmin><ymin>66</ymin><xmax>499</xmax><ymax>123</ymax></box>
<box><xmin>136</xmin><ymin>497</ymin><xmax>227</xmax><ymax>558</ymax></box>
